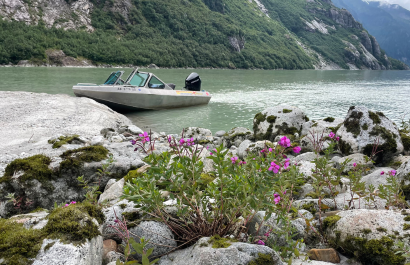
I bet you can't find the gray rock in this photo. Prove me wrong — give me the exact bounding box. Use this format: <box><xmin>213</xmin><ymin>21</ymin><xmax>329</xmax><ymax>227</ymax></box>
<box><xmin>127</xmin><ymin>125</ymin><xmax>143</xmax><ymax>135</ymax></box>
<box><xmin>337</xmin><ymin>153</ymin><xmax>374</xmax><ymax>173</ymax></box>
<box><xmin>102</xmin><ymin>199</ymin><xmax>140</xmax><ymax>241</ymax></box>
<box><xmin>291</xmin><ymin>152</ymin><xmax>318</xmax><ymax>163</ymax></box>
<box><xmin>32</xmin><ymin>236</ymin><xmax>103</xmax><ymax>265</ymax></box>
<box><xmin>181</xmin><ymin>127</ymin><xmax>213</xmax><ymax>144</ymax></box>
<box><xmin>215</xmin><ymin>130</ymin><xmax>226</xmax><ymax>137</ymax></box>
<box><xmin>127</xmin><ymin>221</ymin><xmax>177</xmax><ymax>261</ymax></box>
<box><xmin>222</xmin><ymin>127</ymin><xmax>253</xmax><ymax>148</ymax></box>
<box><xmin>157</xmin><ymin>237</ymin><xmax>283</xmax><ymax>265</ymax></box>
<box><xmin>91</xmin><ymin>135</ymin><xmax>105</xmax><ymax>146</ymax></box>
<box><xmin>361</xmin><ymin>167</ymin><xmax>395</xmax><ymax>188</ymax></box>
<box><xmin>326</xmin><ymin>209</ymin><xmax>410</xmax><ymax>264</ymax></box>
<box><xmin>103</xmin><ymin>251</ymin><xmax>124</xmax><ymax>265</ymax></box>
<box><xmin>253</xmin><ymin>105</ymin><xmax>308</xmax><ymax>142</ymax></box>
<box><xmin>336</xmin><ymin>106</ymin><xmax>403</xmax><ymax>162</ymax></box>
<box><xmin>104</xmin><ymin>179</ymin><xmax>117</xmax><ymax>191</ymax></box>
<box><xmin>301</xmin><ymin>118</ymin><xmax>344</xmax><ymax>137</ymax></box>
<box><xmin>110</xmin><ymin>135</ymin><xmax>123</xmax><ymax>143</ymax></box>
<box><xmin>9</xmin><ymin>211</ymin><xmax>49</xmax><ymax>230</ymax></box>
<box><xmin>99</xmin><ymin>178</ymin><xmax>125</xmax><ymax>205</ymax></box>
<box><xmin>237</xmin><ymin>140</ymin><xmax>273</xmax><ymax>159</ymax></box>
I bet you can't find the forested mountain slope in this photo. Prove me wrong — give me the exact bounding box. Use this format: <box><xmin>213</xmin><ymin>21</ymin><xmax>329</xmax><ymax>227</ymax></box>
<box><xmin>332</xmin><ymin>0</ymin><xmax>410</xmax><ymax>64</ymax></box>
<box><xmin>0</xmin><ymin>0</ymin><xmax>407</xmax><ymax>69</ymax></box>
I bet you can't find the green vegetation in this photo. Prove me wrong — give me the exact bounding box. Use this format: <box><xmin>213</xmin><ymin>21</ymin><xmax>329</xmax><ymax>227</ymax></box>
<box><xmin>60</xmin><ymin>146</ymin><xmax>108</xmax><ymax>170</ymax></box>
<box><xmin>323</xmin><ymin>215</ymin><xmax>341</xmax><ymax>230</ymax></box>
<box><xmin>336</xmin><ymin>236</ymin><xmax>405</xmax><ymax>265</ymax></box>
<box><xmin>282</xmin><ymin>109</ymin><xmax>292</xmax><ymax>113</ymax></box>
<box><xmin>324</xmin><ymin>117</ymin><xmax>335</xmax><ymax>123</ymax></box>
<box><xmin>369</xmin><ymin>111</ymin><xmax>381</xmax><ymax>124</ymax></box>
<box><xmin>0</xmin><ymin>0</ymin><xmax>314</xmax><ymax>69</ymax></box>
<box><xmin>377</xmin><ymin>227</ymin><xmax>387</xmax><ymax>233</ymax></box>
<box><xmin>248</xmin><ymin>253</ymin><xmax>275</xmax><ymax>265</ymax></box>
<box><xmin>124</xmin><ymin>169</ymin><xmax>144</xmax><ymax>183</ymax></box>
<box><xmin>0</xmin><ymin>154</ymin><xmax>52</xmax><ymax>184</ymax></box>
<box><xmin>48</xmin><ymin>135</ymin><xmax>80</xmax><ymax>149</ymax></box>
<box><xmin>209</xmin><ymin>235</ymin><xmax>234</xmax><ymax>248</ymax></box>
<box><xmin>400</xmin><ymin>132</ymin><xmax>410</xmax><ymax>152</ymax></box>
<box><xmin>0</xmin><ymin>0</ymin><xmax>404</xmax><ymax>69</ymax></box>
<box><xmin>0</xmin><ymin>202</ymin><xmax>104</xmax><ymax>265</ymax></box>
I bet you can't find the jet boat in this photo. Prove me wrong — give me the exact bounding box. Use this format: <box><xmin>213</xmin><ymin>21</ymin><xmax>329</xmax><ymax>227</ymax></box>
<box><xmin>72</xmin><ymin>69</ymin><xmax>211</xmax><ymax>110</ymax></box>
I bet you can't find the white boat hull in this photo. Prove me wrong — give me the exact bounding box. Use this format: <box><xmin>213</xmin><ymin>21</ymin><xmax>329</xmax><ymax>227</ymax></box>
<box><xmin>73</xmin><ymin>85</ymin><xmax>212</xmax><ymax>110</ymax></box>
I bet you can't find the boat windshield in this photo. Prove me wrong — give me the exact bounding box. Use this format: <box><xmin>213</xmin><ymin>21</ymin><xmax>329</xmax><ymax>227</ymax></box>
<box><xmin>129</xmin><ymin>73</ymin><xmax>149</xmax><ymax>87</ymax></box>
<box><xmin>104</xmin><ymin>71</ymin><xmax>122</xmax><ymax>85</ymax></box>
<box><xmin>148</xmin><ymin>76</ymin><xmax>165</xmax><ymax>89</ymax></box>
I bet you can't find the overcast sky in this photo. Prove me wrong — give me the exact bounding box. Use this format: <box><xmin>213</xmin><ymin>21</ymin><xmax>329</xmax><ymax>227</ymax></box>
<box><xmin>368</xmin><ymin>0</ymin><xmax>410</xmax><ymax>11</ymax></box>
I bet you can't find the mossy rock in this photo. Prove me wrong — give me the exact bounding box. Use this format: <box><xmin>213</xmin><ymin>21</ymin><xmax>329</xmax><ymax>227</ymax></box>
<box><xmin>368</xmin><ymin>111</ymin><xmax>381</xmax><ymax>124</ymax></box>
<box><xmin>282</xmin><ymin>109</ymin><xmax>292</xmax><ymax>113</ymax></box>
<box><xmin>344</xmin><ymin>111</ymin><xmax>363</xmax><ymax>137</ymax></box>
<box><xmin>248</xmin><ymin>253</ymin><xmax>274</xmax><ymax>265</ymax></box>
<box><xmin>324</xmin><ymin>117</ymin><xmax>335</xmax><ymax>122</ymax></box>
<box><xmin>323</xmin><ymin>215</ymin><xmax>341</xmax><ymax>230</ymax></box>
<box><xmin>209</xmin><ymin>235</ymin><xmax>235</xmax><ymax>248</ymax></box>
<box><xmin>48</xmin><ymin>135</ymin><xmax>80</xmax><ymax>149</ymax></box>
<box><xmin>44</xmin><ymin>202</ymin><xmax>104</xmax><ymax>243</ymax></box>
<box><xmin>335</xmin><ymin>236</ymin><xmax>405</xmax><ymax>265</ymax></box>
<box><xmin>363</xmin><ymin>126</ymin><xmax>398</xmax><ymax>164</ymax></box>
<box><xmin>60</xmin><ymin>146</ymin><xmax>109</xmax><ymax>171</ymax></box>
<box><xmin>400</xmin><ymin>132</ymin><xmax>410</xmax><ymax>152</ymax></box>
<box><xmin>0</xmin><ymin>202</ymin><xmax>104</xmax><ymax>265</ymax></box>
<box><xmin>0</xmin><ymin>154</ymin><xmax>52</xmax><ymax>184</ymax></box>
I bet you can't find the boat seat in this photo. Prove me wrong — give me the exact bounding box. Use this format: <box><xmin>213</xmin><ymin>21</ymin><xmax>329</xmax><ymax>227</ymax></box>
<box><xmin>167</xmin><ymin>83</ymin><xmax>176</xmax><ymax>90</ymax></box>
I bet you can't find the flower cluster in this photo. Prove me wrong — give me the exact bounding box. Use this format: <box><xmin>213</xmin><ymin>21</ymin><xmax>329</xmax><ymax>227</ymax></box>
<box><xmin>381</xmin><ymin>169</ymin><xmax>396</xmax><ymax>176</ymax></box>
<box><xmin>274</xmin><ymin>193</ymin><xmax>281</xmax><ymax>204</ymax></box>
<box><xmin>179</xmin><ymin>137</ymin><xmax>195</xmax><ymax>146</ymax></box>
<box><xmin>64</xmin><ymin>201</ymin><xmax>76</xmax><ymax>207</ymax></box>
<box><xmin>329</xmin><ymin>131</ymin><xmax>340</xmax><ymax>141</ymax></box>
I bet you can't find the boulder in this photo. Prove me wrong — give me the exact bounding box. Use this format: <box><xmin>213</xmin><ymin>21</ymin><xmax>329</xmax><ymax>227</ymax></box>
<box><xmin>253</xmin><ymin>105</ymin><xmax>308</xmax><ymax>142</ymax></box>
<box><xmin>361</xmin><ymin>167</ymin><xmax>395</xmax><ymax>188</ymax></box>
<box><xmin>9</xmin><ymin>211</ymin><xmax>49</xmax><ymax>230</ymax></box>
<box><xmin>336</xmin><ymin>153</ymin><xmax>374</xmax><ymax>173</ymax></box>
<box><xmin>32</xmin><ymin>237</ymin><xmax>103</xmax><ymax>265</ymax></box>
<box><xmin>182</xmin><ymin>127</ymin><xmax>213</xmax><ymax>144</ymax></box>
<box><xmin>237</xmin><ymin>140</ymin><xmax>274</xmax><ymax>159</ymax></box>
<box><xmin>102</xmin><ymin>199</ymin><xmax>140</xmax><ymax>241</ymax></box>
<box><xmin>326</xmin><ymin>209</ymin><xmax>410</xmax><ymax>265</ymax></box>
<box><xmin>336</xmin><ymin>106</ymin><xmax>403</xmax><ymax>163</ymax></box>
<box><xmin>301</xmin><ymin>118</ymin><xmax>344</xmax><ymax>137</ymax></box>
<box><xmin>157</xmin><ymin>237</ymin><xmax>283</xmax><ymax>265</ymax></box>
<box><xmin>299</xmin><ymin>117</ymin><xmax>343</xmax><ymax>152</ymax></box>
<box><xmin>222</xmin><ymin>127</ymin><xmax>253</xmax><ymax>148</ymax></box>
<box><xmin>99</xmin><ymin>178</ymin><xmax>125</xmax><ymax>205</ymax></box>
<box><xmin>127</xmin><ymin>221</ymin><xmax>177</xmax><ymax>261</ymax></box>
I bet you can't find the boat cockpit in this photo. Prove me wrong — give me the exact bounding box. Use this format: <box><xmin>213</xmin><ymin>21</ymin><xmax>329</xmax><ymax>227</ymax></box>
<box><xmin>103</xmin><ymin>68</ymin><xmax>175</xmax><ymax>90</ymax></box>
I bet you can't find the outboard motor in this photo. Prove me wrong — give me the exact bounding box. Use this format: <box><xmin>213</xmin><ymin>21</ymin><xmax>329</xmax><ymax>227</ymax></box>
<box><xmin>185</xmin><ymin>72</ymin><xmax>201</xmax><ymax>91</ymax></box>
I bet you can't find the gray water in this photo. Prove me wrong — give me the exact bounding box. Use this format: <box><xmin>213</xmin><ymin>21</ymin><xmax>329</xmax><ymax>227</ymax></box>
<box><xmin>0</xmin><ymin>67</ymin><xmax>409</xmax><ymax>134</ymax></box>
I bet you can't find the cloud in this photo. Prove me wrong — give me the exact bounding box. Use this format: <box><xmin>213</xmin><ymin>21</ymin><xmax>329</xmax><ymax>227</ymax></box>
<box><xmin>367</xmin><ymin>0</ymin><xmax>410</xmax><ymax>10</ymax></box>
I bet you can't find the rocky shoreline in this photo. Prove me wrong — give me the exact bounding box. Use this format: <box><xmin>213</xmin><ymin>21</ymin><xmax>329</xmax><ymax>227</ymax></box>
<box><xmin>1</xmin><ymin>91</ymin><xmax>410</xmax><ymax>265</ymax></box>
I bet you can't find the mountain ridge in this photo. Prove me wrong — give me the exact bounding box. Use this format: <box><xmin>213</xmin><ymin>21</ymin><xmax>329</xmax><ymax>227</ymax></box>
<box><xmin>0</xmin><ymin>0</ymin><xmax>408</xmax><ymax>70</ymax></box>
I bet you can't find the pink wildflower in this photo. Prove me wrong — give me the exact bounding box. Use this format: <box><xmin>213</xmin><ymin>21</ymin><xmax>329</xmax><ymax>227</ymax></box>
<box><xmin>293</xmin><ymin>146</ymin><xmax>301</xmax><ymax>153</ymax></box>
<box><xmin>283</xmin><ymin>158</ymin><xmax>290</xmax><ymax>169</ymax></box>
<box><xmin>139</xmin><ymin>132</ymin><xmax>150</xmax><ymax>143</ymax></box>
<box><xmin>353</xmin><ymin>163</ymin><xmax>357</xmax><ymax>167</ymax></box>
<box><xmin>257</xmin><ymin>240</ymin><xmax>265</xmax><ymax>245</ymax></box>
<box><xmin>381</xmin><ymin>171</ymin><xmax>385</xmax><ymax>175</ymax></box>
<box><xmin>71</xmin><ymin>201</ymin><xmax>76</xmax><ymax>204</ymax></box>
<box><xmin>336</xmin><ymin>137</ymin><xmax>340</xmax><ymax>141</ymax></box>
<box><xmin>210</xmin><ymin>152</ymin><xmax>213</xmax><ymax>156</ymax></box>
<box><xmin>269</xmin><ymin>162</ymin><xmax>280</xmax><ymax>173</ymax></box>
<box><xmin>329</xmin><ymin>132</ymin><xmax>335</xmax><ymax>139</ymax></box>
<box><xmin>390</xmin><ymin>170</ymin><xmax>396</xmax><ymax>176</ymax></box>
<box><xmin>279</xmin><ymin>136</ymin><xmax>291</xmax><ymax>148</ymax></box>
<box><xmin>65</xmin><ymin>204</ymin><xmax>69</xmax><ymax>207</ymax></box>
<box><xmin>179</xmin><ymin>138</ymin><xmax>185</xmax><ymax>145</ymax></box>
<box><xmin>231</xmin><ymin>157</ymin><xmax>239</xmax><ymax>164</ymax></box>
<box><xmin>269</xmin><ymin>148</ymin><xmax>273</xmax><ymax>153</ymax></box>
<box><xmin>274</xmin><ymin>194</ymin><xmax>281</xmax><ymax>204</ymax></box>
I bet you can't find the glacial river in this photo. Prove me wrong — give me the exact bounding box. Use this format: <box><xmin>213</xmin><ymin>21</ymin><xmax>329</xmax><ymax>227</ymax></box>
<box><xmin>0</xmin><ymin>67</ymin><xmax>409</xmax><ymax>134</ymax></box>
